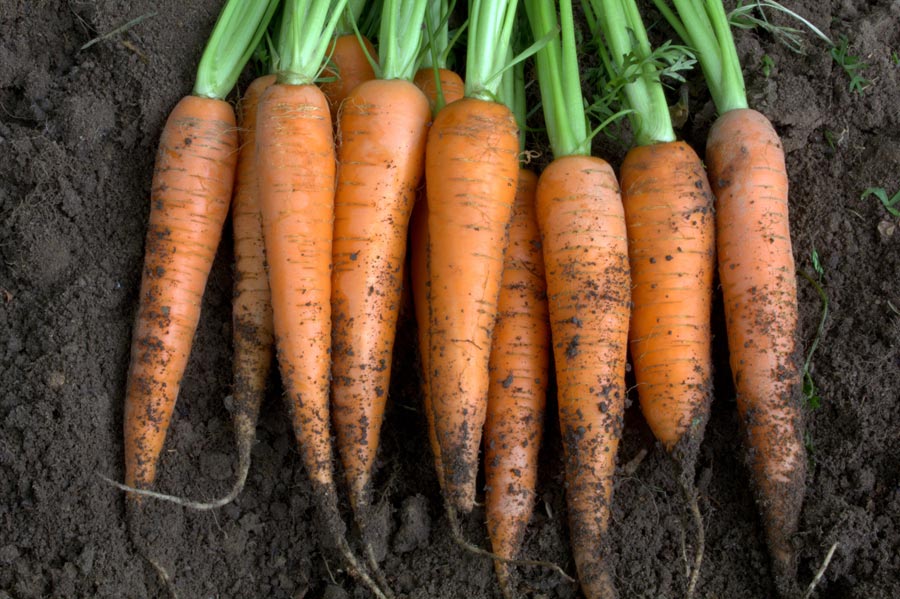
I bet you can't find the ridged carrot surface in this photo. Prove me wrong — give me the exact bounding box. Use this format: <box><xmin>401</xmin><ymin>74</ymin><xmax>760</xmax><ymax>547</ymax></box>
<box><xmin>124</xmin><ymin>96</ymin><xmax>237</xmax><ymax>490</ymax></box>
<box><xmin>255</xmin><ymin>82</ymin><xmax>336</xmax><ymax>494</ymax></box>
<box><xmin>707</xmin><ymin>108</ymin><xmax>805</xmax><ymax>586</ymax></box>
<box><xmin>331</xmin><ymin>78</ymin><xmax>431</xmax><ymax>510</ymax></box>
<box><xmin>425</xmin><ymin>97</ymin><xmax>519</xmax><ymax>513</ymax></box>
<box><xmin>484</xmin><ymin>169</ymin><xmax>549</xmax><ymax>588</ymax></box>
<box><xmin>536</xmin><ymin>155</ymin><xmax>630</xmax><ymax>599</ymax></box>
<box><xmin>410</xmin><ymin>69</ymin><xmax>466</xmax><ymax>488</ymax></box>
<box><xmin>621</xmin><ymin>140</ymin><xmax>715</xmax><ymax>472</ymax></box>
<box><xmin>230</xmin><ymin>74</ymin><xmax>276</xmax><ymax>490</ymax></box>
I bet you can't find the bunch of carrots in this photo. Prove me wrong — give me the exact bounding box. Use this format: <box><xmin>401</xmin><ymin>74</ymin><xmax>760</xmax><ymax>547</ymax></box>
<box><xmin>113</xmin><ymin>0</ymin><xmax>810</xmax><ymax>596</ymax></box>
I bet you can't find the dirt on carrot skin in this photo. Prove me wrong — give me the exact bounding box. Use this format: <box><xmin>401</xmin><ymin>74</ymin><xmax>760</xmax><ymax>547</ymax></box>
<box><xmin>0</xmin><ymin>1</ymin><xmax>898</xmax><ymax>598</ymax></box>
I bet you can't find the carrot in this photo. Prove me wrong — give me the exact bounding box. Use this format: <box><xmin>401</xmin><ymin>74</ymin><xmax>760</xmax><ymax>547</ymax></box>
<box><xmin>480</xmin><ymin>57</ymin><xmax>550</xmax><ymax>597</ymax></box>
<box><xmin>424</xmin><ymin>0</ymin><xmax>521</xmax><ymax>516</ymax></box>
<box><xmin>329</xmin><ymin>0</ymin><xmax>430</xmax><ymax>579</ymax></box>
<box><xmin>320</xmin><ymin>0</ymin><xmax>377</xmax><ymax>121</ymax></box>
<box><xmin>255</xmin><ymin>1</ymin><xmax>388</xmax><ymax>597</ymax></box>
<box><xmin>526</xmin><ymin>0</ymin><xmax>631</xmax><ymax>596</ymax></box>
<box><xmin>484</xmin><ymin>168</ymin><xmax>549</xmax><ymax>596</ymax></box>
<box><xmin>409</xmin><ymin>0</ymin><xmax>466</xmax><ymax>489</ymax></box>
<box><xmin>122</xmin><ymin>0</ymin><xmax>276</xmax><ymax>498</ymax></box>
<box><xmin>586</xmin><ymin>0</ymin><xmax>715</xmax><ymax>593</ymax></box>
<box><xmin>655</xmin><ymin>1</ymin><xmax>806</xmax><ymax>593</ymax></box>
<box><xmin>225</xmin><ymin>72</ymin><xmax>277</xmax><ymax>505</ymax></box>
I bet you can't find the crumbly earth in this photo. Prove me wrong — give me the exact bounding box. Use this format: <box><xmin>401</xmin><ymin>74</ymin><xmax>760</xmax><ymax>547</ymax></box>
<box><xmin>1</xmin><ymin>1</ymin><xmax>898</xmax><ymax>597</ymax></box>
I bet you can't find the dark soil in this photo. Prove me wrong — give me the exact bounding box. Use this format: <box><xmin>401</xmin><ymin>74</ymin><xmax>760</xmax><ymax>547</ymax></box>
<box><xmin>1</xmin><ymin>1</ymin><xmax>898</xmax><ymax>598</ymax></box>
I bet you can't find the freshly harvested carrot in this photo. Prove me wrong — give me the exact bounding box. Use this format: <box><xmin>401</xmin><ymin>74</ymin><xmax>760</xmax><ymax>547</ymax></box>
<box><xmin>481</xmin><ymin>58</ymin><xmax>550</xmax><ymax>597</ymax></box>
<box><xmin>413</xmin><ymin>68</ymin><xmax>464</xmax><ymax>113</ymax></box>
<box><xmin>226</xmin><ymin>73</ymin><xmax>277</xmax><ymax>505</ymax></box>
<box><xmin>656</xmin><ymin>1</ymin><xmax>806</xmax><ymax>593</ymax></box>
<box><xmin>330</xmin><ymin>0</ymin><xmax>430</xmax><ymax>538</ymax></box>
<box><xmin>409</xmin><ymin>0</ymin><xmax>466</xmax><ymax>491</ymax></box>
<box><xmin>256</xmin><ymin>1</ymin><xmax>387</xmax><ymax>597</ymax></box>
<box><xmin>526</xmin><ymin>0</ymin><xmax>630</xmax><ymax>596</ymax></box>
<box><xmin>484</xmin><ymin>168</ymin><xmax>549</xmax><ymax>596</ymax></box>
<box><xmin>586</xmin><ymin>0</ymin><xmax>715</xmax><ymax>593</ymax></box>
<box><xmin>320</xmin><ymin>0</ymin><xmax>377</xmax><ymax>121</ymax></box>
<box><xmin>122</xmin><ymin>0</ymin><xmax>276</xmax><ymax>496</ymax></box>
<box><xmin>425</xmin><ymin>0</ymin><xmax>521</xmax><ymax>517</ymax></box>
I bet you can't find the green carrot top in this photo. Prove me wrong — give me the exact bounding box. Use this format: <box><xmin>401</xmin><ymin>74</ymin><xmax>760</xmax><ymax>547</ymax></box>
<box><xmin>465</xmin><ymin>0</ymin><xmax>520</xmax><ymax>100</ymax></box>
<box><xmin>276</xmin><ymin>0</ymin><xmax>351</xmax><ymax>85</ymax></box>
<box><xmin>193</xmin><ymin>0</ymin><xmax>279</xmax><ymax>99</ymax></box>
<box><xmin>586</xmin><ymin>0</ymin><xmax>678</xmax><ymax>146</ymax></box>
<box><xmin>653</xmin><ymin>0</ymin><xmax>748</xmax><ymax>114</ymax></box>
<box><xmin>525</xmin><ymin>0</ymin><xmax>590</xmax><ymax>157</ymax></box>
<box><xmin>378</xmin><ymin>0</ymin><xmax>428</xmax><ymax>80</ymax></box>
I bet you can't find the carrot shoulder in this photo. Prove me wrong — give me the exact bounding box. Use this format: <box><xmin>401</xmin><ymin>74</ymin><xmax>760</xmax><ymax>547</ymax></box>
<box><xmin>321</xmin><ymin>34</ymin><xmax>377</xmax><ymax>121</ymax></box>
<box><xmin>536</xmin><ymin>155</ymin><xmax>630</xmax><ymax>599</ymax></box>
<box><xmin>124</xmin><ymin>96</ymin><xmax>237</xmax><ymax>490</ymax></box>
<box><xmin>708</xmin><ymin>107</ymin><xmax>805</xmax><ymax>585</ymax></box>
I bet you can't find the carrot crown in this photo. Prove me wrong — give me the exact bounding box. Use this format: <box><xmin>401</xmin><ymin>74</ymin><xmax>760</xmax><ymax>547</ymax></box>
<box><xmin>465</xmin><ymin>0</ymin><xmax>520</xmax><ymax>100</ymax></box>
<box><xmin>193</xmin><ymin>0</ymin><xmax>279</xmax><ymax>99</ymax></box>
<box><xmin>653</xmin><ymin>0</ymin><xmax>749</xmax><ymax>114</ymax></box>
<box><xmin>587</xmin><ymin>0</ymin><xmax>677</xmax><ymax>146</ymax></box>
<box><xmin>378</xmin><ymin>0</ymin><xmax>428</xmax><ymax>80</ymax></box>
<box><xmin>525</xmin><ymin>0</ymin><xmax>590</xmax><ymax>157</ymax></box>
<box><xmin>276</xmin><ymin>0</ymin><xmax>351</xmax><ymax>85</ymax></box>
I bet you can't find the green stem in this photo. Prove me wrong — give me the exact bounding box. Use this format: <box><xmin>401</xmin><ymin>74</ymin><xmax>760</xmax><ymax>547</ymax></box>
<box><xmin>277</xmin><ymin>0</ymin><xmax>351</xmax><ymax>85</ymax></box>
<box><xmin>420</xmin><ymin>0</ymin><xmax>451</xmax><ymax>69</ymax></box>
<box><xmin>380</xmin><ymin>0</ymin><xmax>428</xmax><ymax>80</ymax></box>
<box><xmin>526</xmin><ymin>0</ymin><xmax>589</xmax><ymax>157</ymax></box>
<box><xmin>466</xmin><ymin>0</ymin><xmax>520</xmax><ymax>100</ymax></box>
<box><xmin>659</xmin><ymin>0</ymin><xmax>748</xmax><ymax>113</ymax></box>
<box><xmin>592</xmin><ymin>0</ymin><xmax>675</xmax><ymax>145</ymax></box>
<box><xmin>337</xmin><ymin>0</ymin><xmax>368</xmax><ymax>35</ymax></box>
<box><xmin>193</xmin><ymin>0</ymin><xmax>279</xmax><ymax>99</ymax></box>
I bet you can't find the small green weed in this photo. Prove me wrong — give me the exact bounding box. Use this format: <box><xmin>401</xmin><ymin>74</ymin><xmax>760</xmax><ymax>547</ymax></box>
<box><xmin>830</xmin><ymin>35</ymin><xmax>872</xmax><ymax>94</ymax></box>
<box><xmin>861</xmin><ymin>187</ymin><xmax>900</xmax><ymax>217</ymax></box>
<box><xmin>799</xmin><ymin>248</ymin><xmax>828</xmax><ymax>410</ymax></box>
<box><xmin>892</xmin><ymin>51</ymin><xmax>899</xmax><ymax>66</ymax></box>
<box><xmin>761</xmin><ymin>54</ymin><xmax>775</xmax><ymax>77</ymax></box>
<box><xmin>729</xmin><ymin>0</ymin><xmax>831</xmax><ymax>54</ymax></box>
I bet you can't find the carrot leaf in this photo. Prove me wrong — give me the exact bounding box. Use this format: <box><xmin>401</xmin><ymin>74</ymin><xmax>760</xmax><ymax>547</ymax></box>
<box><xmin>193</xmin><ymin>0</ymin><xmax>279</xmax><ymax>99</ymax></box>
<box><xmin>861</xmin><ymin>187</ymin><xmax>900</xmax><ymax>217</ymax></box>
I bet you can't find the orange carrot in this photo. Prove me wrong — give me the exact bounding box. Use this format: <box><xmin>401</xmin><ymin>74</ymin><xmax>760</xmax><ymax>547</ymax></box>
<box><xmin>122</xmin><ymin>0</ymin><xmax>278</xmax><ymax>494</ymax></box>
<box><xmin>255</xmin><ymin>1</ymin><xmax>387</xmax><ymax>596</ymax></box>
<box><xmin>413</xmin><ymin>68</ymin><xmax>465</xmax><ymax>113</ymax></box>
<box><xmin>321</xmin><ymin>34</ymin><xmax>377</xmax><ymax>121</ymax></box>
<box><xmin>536</xmin><ymin>156</ymin><xmax>630</xmax><ymax>598</ymax></box>
<box><xmin>708</xmin><ymin>108</ymin><xmax>805</xmax><ymax>587</ymax></box>
<box><xmin>484</xmin><ymin>169</ymin><xmax>549</xmax><ymax>593</ymax></box>
<box><xmin>425</xmin><ymin>95</ymin><xmax>519</xmax><ymax>513</ymax></box>
<box><xmin>621</xmin><ymin>142</ymin><xmax>714</xmax><ymax>473</ymax></box>
<box><xmin>410</xmin><ymin>65</ymin><xmax>466</xmax><ymax>489</ymax></box>
<box><xmin>423</xmin><ymin>0</ymin><xmax>523</xmax><ymax>517</ymax></box>
<box><xmin>227</xmin><ymin>73</ymin><xmax>277</xmax><ymax>504</ymax></box>
<box><xmin>527</xmin><ymin>0</ymin><xmax>631</xmax><ymax>595</ymax></box>
<box><xmin>123</xmin><ymin>94</ymin><xmax>237</xmax><ymax>493</ymax></box>
<box><xmin>330</xmin><ymin>0</ymin><xmax>432</xmax><ymax>518</ymax></box>
<box><xmin>654</xmin><ymin>2</ymin><xmax>807</xmax><ymax>591</ymax></box>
